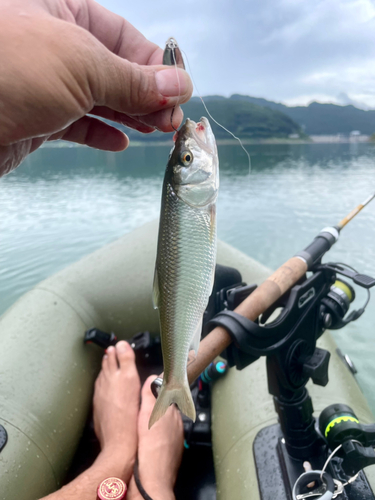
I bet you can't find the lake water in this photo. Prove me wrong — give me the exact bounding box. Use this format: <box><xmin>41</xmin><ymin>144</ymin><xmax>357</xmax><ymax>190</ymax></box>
<box><xmin>1</xmin><ymin>141</ymin><xmax>375</xmax><ymax>410</ymax></box>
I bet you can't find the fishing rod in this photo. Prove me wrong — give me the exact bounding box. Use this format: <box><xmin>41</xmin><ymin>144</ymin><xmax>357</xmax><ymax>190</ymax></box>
<box><xmin>150</xmin><ymin>192</ymin><xmax>375</xmax><ymax>394</ymax></box>
<box><xmin>337</xmin><ymin>192</ymin><xmax>375</xmax><ymax>230</ymax></box>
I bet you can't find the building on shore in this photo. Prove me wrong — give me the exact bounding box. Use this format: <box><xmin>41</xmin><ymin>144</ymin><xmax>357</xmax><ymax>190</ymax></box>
<box><xmin>310</xmin><ymin>133</ymin><xmax>369</xmax><ymax>143</ymax></box>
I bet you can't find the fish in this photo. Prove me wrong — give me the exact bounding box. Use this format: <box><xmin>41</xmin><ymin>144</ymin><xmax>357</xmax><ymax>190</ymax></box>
<box><xmin>149</xmin><ymin>116</ymin><xmax>219</xmax><ymax>429</ymax></box>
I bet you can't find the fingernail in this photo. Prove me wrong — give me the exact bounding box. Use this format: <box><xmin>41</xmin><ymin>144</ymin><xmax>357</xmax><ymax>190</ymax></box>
<box><xmin>107</xmin><ymin>346</ymin><xmax>115</xmax><ymax>353</ymax></box>
<box><xmin>103</xmin><ymin>354</ymin><xmax>108</xmax><ymax>359</ymax></box>
<box><xmin>172</xmin><ymin>106</ymin><xmax>183</xmax><ymax>129</ymax></box>
<box><xmin>116</xmin><ymin>341</ymin><xmax>128</xmax><ymax>353</ymax></box>
<box><xmin>155</xmin><ymin>68</ymin><xmax>188</xmax><ymax>96</ymax></box>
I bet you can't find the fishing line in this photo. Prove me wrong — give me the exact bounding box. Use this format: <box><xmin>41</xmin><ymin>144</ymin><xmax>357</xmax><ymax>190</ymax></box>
<box><xmin>170</xmin><ymin>60</ymin><xmax>181</xmax><ymax>132</ymax></box>
<box><xmin>169</xmin><ymin>41</ymin><xmax>181</xmax><ymax>132</ymax></box>
<box><xmin>181</xmin><ymin>49</ymin><xmax>252</xmax><ymax>176</ymax></box>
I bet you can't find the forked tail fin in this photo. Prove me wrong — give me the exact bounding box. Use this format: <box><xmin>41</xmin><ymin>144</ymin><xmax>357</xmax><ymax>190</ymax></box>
<box><xmin>148</xmin><ymin>379</ymin><xmax>196</xmax><ymax>429</ymax></box>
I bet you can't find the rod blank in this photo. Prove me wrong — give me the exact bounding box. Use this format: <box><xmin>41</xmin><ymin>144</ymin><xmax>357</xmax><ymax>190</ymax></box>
<box><xmin>337</xmin><ymin>192</ymin><xmax>375</xmax><ymax>230</ymax></box>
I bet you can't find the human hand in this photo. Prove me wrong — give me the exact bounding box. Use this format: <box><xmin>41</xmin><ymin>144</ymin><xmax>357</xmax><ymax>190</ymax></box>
<box><xmin>0</xmin><ymin>0</ymin><xmax>193</xmax><ymax>176</ymax></box>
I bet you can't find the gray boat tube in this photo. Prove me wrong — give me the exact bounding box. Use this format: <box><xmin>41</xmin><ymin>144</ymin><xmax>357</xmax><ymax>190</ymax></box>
<box><xmin>0</xmin><ymin>220</ymin><xmax>374</xmax><ymax>499</ymax></box>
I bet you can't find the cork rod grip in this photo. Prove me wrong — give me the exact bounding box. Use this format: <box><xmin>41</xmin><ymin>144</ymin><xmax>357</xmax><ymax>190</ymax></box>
<box><xmin>186</xmin><ymin>257</ymin><xmax>308</xmax><ymax>384</ymax></box>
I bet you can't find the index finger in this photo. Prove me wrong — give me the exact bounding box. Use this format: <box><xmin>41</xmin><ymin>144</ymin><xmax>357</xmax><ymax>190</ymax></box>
<box><xmin>79</xmin><ymin>0</ymin><xmax>164</xmax><ymax>65</ymax></box>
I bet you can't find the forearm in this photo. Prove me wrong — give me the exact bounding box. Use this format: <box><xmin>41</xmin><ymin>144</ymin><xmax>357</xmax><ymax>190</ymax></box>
<box><xmin>42</xmin><ymin>449</ymin><xmax>134</xmax><ymax>500</ymax></box>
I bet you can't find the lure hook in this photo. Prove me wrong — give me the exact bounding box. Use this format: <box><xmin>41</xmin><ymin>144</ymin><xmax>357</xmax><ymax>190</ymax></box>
<box><xmin>163</xmin><ymin>37</ymin><xmax>185</xmax><ymax>132</ymax></box>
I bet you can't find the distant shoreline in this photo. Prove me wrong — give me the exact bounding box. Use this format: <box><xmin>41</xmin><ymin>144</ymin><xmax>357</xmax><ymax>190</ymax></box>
<box><xmin>41</xmin><ymin>135</ymin><xmax>372</xmax><ymax>149</ymax></box>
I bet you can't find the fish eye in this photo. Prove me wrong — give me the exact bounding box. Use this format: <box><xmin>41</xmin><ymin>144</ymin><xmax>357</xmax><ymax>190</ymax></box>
<box><xmin>180</xmin><ymin>150</ymin><xmax>193</xmax><ymax>166</ymax></box>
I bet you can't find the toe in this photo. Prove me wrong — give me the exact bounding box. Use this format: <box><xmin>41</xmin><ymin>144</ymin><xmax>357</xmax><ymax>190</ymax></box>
<box><xmin>141</xmin><ymin>375</ymin><xmax>159</xmax><ymax>411</ymax></box>
<box><xmin>106</xmin><ymin>345</ymin><xmax>118</xmax><ymax>372</ymax></box>
<box><xmin>142</xmin><ymin>375</ymin><xmax>158</xmax><ymax>398</ymax></box>
<box><xmin>101</xmin><ymin>353</ymin><xmax>109</xmax><ymax>372</ymax></box>
<box><xmin>139</xmin><ymin>375</ymin><xmax>158</xmax><ymax>432</ymax></box>
<box><xmin>116</xmin><ymin>341</ymin><xmax>135</xmax><ymax>369</ymax></box>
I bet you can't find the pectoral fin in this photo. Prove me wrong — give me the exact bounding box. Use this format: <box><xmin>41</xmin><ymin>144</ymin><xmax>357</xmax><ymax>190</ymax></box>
<box><xmin>152</xmin><ymin>268</ymin><xmax>160</xmax><ymax>310</ymax></box>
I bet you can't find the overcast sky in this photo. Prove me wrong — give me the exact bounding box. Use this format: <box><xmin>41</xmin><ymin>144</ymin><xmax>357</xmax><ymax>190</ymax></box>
<box><xmin>97</xmin><ymin>0</ymin><xmax>375</xmax><ymax>109</ymax></box>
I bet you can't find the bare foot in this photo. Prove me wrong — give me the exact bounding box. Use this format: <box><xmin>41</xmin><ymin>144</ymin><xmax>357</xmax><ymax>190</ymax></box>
<box><xmin>93</xmin><ymin>341</ymin><xmax>141</xmax><ymax>479</ymax></box>
<box><xmin>128</xmin><ymin>375</ymin><xmax>184</xmax><ymax>500</ymax></box>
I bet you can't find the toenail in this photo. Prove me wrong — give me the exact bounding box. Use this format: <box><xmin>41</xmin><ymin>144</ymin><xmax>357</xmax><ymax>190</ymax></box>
<box><xmin>116</xmin><ymin>341</ymin><xmax>128</xmax><ymax>353</ymax></box>
<box><xmin>107</xmin><ymin>346</ymin><xmax>115</xmax><ymax>353</ymax></box>
<box><xmin>103</xmin><ymin>354</ymin><xmax>108</xmax><ymax>359</ymax></box>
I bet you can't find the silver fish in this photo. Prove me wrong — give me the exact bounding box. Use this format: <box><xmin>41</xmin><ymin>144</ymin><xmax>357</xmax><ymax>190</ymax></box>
<box><xmin>149</xmin><ymin>117</ymin><xmax>219</xmax><ymax>428</ymax></box>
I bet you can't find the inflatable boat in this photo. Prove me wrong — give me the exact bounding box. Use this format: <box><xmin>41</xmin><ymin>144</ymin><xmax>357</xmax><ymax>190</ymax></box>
<box><xmin>0</xmin><ymin>220</ymin><xmax>374</xmax><ymax>500</ymax></box>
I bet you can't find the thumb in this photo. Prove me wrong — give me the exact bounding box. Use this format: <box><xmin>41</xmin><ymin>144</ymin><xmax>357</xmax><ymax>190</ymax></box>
<box><xmin>89</xmin><ymin>51</ymin><xmax>193</xmax><ymax>117</ymax></box>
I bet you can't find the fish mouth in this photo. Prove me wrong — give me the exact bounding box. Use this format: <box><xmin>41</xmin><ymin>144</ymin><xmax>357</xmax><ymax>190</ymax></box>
<box><xmin>186</xmin><ymin>117</ymin><xmax>210</xmax><ymax>143</ymax></box>
<box><xmin>176</xmin><ymin>117</ymin><xmax>214</xmax><ymax>151</ymax></box>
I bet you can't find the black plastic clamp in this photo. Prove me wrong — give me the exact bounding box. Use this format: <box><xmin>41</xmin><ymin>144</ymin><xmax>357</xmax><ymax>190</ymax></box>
<box><xmin>205</xmin><ymin>310</ymin><xmax>260</xmax><ymax>370</ymax></box>
<box><xmin>84</xmin><ymin>328</ymin><xmax>117</xmax><ymax>349</ymax></box>
<box><xmin>0</xmin><ymin>425</ymin><xmax>8</xmax><ymax>453</ymax></box>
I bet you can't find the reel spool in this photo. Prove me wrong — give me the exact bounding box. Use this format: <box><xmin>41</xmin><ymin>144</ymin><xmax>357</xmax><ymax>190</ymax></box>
<box><xmin>320</xmin><ymin>267</ymin><xmax>372</xmax><ymax>330</ymax></box>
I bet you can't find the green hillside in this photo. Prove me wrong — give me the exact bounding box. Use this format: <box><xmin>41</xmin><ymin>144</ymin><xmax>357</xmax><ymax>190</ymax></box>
<box><xmin>182</xmin><ymin>99</ymin><xmax>303</xmax><ymax>139</ymax></box>
<box><xmin>105</xmin><ymin>94</ymin><xmax>375</xmax><ymax>141</ymax></box>
<box><xmin>120</xmin><ymin>98</ymin><xmax>303</xmax><ymax>142</ymax></box>
<box><xmin>230</xmin><ymin>94</ymin><xmax>375</xmax><ymax>135</ymax></box>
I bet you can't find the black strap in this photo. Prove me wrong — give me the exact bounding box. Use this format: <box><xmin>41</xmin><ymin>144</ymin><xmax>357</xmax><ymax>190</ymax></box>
<box><xmin>133</xmin><ymin>456</ymin><xmax>154</xmax><ymax>500</ymax></box>
<box><xmin>206</xmin><ymin>310</ymin><xmax>257</xmax><ymax>343</ymax></box>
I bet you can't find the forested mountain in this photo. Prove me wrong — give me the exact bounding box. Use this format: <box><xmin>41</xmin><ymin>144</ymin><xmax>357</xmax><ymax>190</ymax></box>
<box><xmin>116</xmin><ymin>94</ymin><xmax>375</xmax><ymax>141</ymax></box>
<box><xmin>181</xmin><ymin>99</ymin><xmax>303</xmax><ymax>139</ymax></box>
<box><xmin>121</xmin><ymin>98</ymin><xmax>303</xmax><ymax>142</ymax></box>
<box><xmin>228</xmin><ymin>95</ymin><xmax>375</xmax><ymax>135</ymax></box>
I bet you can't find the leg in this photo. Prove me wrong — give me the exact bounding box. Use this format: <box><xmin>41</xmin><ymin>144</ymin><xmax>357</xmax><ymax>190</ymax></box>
<box><xmin>128</xmin><ymin>376</ymin><xmax>184</xmax><ymax>500</ymax></box>
<box><xmin>42</xmin><ymin>341</ymin><xmax>141</xmax><ymax>500</ymax></box>
<box><xmin>93</xmin><ymin>341</ymin><xmax>141</xmax><ymax>478</ymax></box>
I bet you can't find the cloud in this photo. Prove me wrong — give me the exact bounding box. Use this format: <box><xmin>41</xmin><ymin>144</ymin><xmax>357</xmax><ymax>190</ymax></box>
<box><xmin>283</xmin><ymin>94</ymin><xmax>339</xmax><ymax>106</ymax></box>
<box><xmin>336</xmin><ymin>92</ymin><xmax>371</xmax><ymax>109</ymax></box>
<box><xmin>96</xmin><ymin>0</ymin><xmax>375</xmax><ymax>108</ymax></box>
